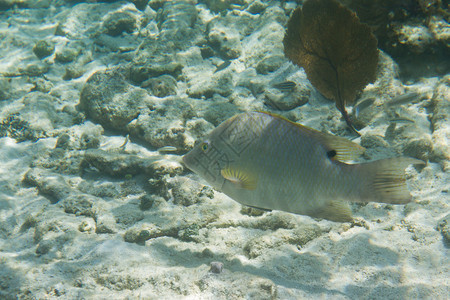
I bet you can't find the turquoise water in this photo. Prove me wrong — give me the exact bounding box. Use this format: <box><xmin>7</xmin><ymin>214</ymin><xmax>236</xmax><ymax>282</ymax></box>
<box><xmin>0</xmin><ymin>1</ymin><xmax>448</xmax><ymax>299</ymax></box>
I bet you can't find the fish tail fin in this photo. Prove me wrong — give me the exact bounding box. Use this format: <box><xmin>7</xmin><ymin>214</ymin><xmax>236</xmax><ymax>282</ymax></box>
<box><xmin>355</xmin><ymin>157</ymin><xmax>424</xmax><ymax>204</ymax></box>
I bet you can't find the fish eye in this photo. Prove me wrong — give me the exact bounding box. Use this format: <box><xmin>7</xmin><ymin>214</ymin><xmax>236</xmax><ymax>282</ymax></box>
<box><xmin>200</xmin><ymin>142</ymin><xmax>209</xmax><ymax>152</ymax></box>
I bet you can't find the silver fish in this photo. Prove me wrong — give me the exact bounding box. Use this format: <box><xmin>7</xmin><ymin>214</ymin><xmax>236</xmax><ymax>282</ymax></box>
<box><xmin>389</xmin><ymin>117</ymin><xmax>415</xmax><ymax>124</ymax></box>
<box><xmin>354</xmin><ymin>97</ymin><xmax>375</xmax><ymax>118</ymax></box>
<box><xmin>385</xmin><ymin>92</ymin><xmax>421</xmax><ymax>107</ymax></box>
<box><xmin>182</xmin><ymin>112</ymin><xmax>424</xmax><ymax>222</ymax></box>
<box><xmin>157</xmin><ymin>146</ymin><xmax>178</xmax><ymax>153</ymax></box>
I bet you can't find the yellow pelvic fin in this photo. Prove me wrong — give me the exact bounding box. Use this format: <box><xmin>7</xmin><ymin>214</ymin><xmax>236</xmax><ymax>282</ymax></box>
<box><xmin>258</xmin><ymin>111</ymin><xmax>365</xmax><ymax>162</ymax></box>
<box><xmin>221</xmin><ymin>167</ymin><xmax>257</xmax><ymax>190</ymax></box>
<box><xmin>310</xmin><ymin>200</ymin><xmax>353</xmax><ymax>222</ymax></box>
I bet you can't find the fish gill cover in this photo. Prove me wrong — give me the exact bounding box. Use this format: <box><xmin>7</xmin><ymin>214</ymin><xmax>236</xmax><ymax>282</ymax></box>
<box><xmin>283</xmin><ymin>0</ymin><xmax>379</xmax><ymax>135</ymax></box>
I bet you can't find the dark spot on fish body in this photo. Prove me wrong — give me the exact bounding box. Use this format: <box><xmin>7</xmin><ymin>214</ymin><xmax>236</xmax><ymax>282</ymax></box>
<box><xmin>327</xmin><ymin>150</ymin><xmax>337</xmax><ymax>159</ymax></box>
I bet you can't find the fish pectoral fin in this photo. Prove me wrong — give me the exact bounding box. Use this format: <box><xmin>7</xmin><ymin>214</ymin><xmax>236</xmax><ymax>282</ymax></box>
<box><xmin>310</xmin><ymin>200</ymin><xmax>353</xmax><ymax>222</ymax></box>
<box><xmin>221</xmin><ymin>167</ymin><xmax>257</xmax><ymax>190</ymax></box>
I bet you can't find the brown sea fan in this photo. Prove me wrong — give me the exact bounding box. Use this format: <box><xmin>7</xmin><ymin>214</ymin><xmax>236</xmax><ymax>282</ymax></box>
<box><xmin>283</xmin><ymin>0</ymin><xmax>379</xmax><ymax>135</ymax></box>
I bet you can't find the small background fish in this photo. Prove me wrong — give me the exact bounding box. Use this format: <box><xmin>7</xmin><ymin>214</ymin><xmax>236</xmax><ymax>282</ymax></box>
<box><xmin>214</xmin><ymin>60</ymin><xmax>231</xmax><ymax>73</ymax></box>
<box><xmin>183</xmin><ymin>112</ymin><xmax>424</xmax><ymax>222</ymax></box>
<box><xmin>272</xmin><ymin>81</ymin><xmax>297</xmax><ymax>93</ymax></box>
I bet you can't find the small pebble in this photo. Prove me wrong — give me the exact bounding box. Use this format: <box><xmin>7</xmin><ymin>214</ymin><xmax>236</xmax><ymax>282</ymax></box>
<box><xmin>209</xmin><ymin>261</ymin><xmax>224</xmax><ymax>274</ymax></box>
<box><xmin>33</xmin><ymin>40</ymin><xmax>55</xmax><ymax>59</ymax></box>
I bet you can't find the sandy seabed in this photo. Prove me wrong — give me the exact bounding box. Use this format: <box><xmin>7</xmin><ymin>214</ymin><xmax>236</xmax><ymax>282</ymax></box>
<box><xmin>0</xmin><ymin>0</ymin><xmax>449</xmax><ymax>299</ymax></box>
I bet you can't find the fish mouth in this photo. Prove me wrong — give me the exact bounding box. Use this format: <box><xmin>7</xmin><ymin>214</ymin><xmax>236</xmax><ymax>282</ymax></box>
<box><xmin>181</xmin><ymin>154</ymin><xmax>191</xmax><ymax>169</ymax></box>
<box><xmin>182</xmin><ymin>153</ymin><xmax>200</xmax><ymax>176</ymax></box>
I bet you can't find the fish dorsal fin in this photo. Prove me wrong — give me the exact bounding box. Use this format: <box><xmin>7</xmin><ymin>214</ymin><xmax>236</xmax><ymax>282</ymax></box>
<box><xmin>221</xmin><ymin>166</ymin><xmax>257</xmax><ymax>190</ymax></box>
<box><xmin>310</xmin><ymin>200</ymin><xmax>353</xmax><ymax>222</ymax></box>
<box><xmin>258</xmin><ymin>111</ymin><xmax>365</xmax><ymax>162</ymax></box>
